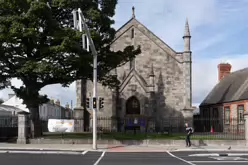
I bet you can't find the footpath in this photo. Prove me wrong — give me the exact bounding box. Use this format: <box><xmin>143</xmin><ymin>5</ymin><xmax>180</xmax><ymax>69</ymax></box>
<box><xmin>0</xmin><ymin>143</ymin><xmax>248</xmax><ymax>152</ymax></box>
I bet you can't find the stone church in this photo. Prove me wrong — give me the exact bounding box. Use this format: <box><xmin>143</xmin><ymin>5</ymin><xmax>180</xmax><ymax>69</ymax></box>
<box><xmin>74</xmin><ymin>7</ymin><xmax>193</xmax><ymax>132</ymax></box>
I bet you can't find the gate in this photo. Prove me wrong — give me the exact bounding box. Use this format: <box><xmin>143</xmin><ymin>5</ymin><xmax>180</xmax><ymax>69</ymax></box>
<box><xmin>0</xmin><ymin>116</ymin><xmax>18</xmax><ymax>142</ymax></box>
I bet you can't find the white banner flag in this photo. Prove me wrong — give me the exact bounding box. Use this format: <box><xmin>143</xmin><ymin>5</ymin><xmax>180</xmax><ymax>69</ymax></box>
<box><xmin>48</xmin><ymin>119</ymin><xmax>74</xmax><ymax>133</ymax></box>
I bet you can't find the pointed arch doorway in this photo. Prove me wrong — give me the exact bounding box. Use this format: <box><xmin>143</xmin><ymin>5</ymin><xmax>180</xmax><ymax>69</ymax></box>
<box><xmin>125</xmin><ymin>96</ymin><xmax>141</xmax><ymax>131</ymax></box>
<box><xmin>126</xmin><ymin>96</ymin><xmax>140</xmax><ymax>115</ymax></box>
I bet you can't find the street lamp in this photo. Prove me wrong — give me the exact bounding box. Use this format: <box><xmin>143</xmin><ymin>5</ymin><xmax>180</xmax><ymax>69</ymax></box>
<box><xmin>72</xmin><ymin>8</ymin><xmax>98</xmax><ymax>150</ymax></box>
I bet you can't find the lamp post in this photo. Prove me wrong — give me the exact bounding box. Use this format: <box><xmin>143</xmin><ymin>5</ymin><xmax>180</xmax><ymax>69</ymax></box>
<box><xmin>73</xmin><ymin>8</ymin><xmax>98</xmax><ymax>150</ymax></box>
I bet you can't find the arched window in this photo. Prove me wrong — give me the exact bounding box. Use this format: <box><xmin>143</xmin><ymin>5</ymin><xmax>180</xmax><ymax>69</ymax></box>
<box><xmin>131</xmin><ymin>28</ymin><xmax>134</xmax><ymax>38</ymax></box>
<box><xmin>126</xmin><ymin>96</ymin><xmax>140</xmax><ymax>115</ymax></box>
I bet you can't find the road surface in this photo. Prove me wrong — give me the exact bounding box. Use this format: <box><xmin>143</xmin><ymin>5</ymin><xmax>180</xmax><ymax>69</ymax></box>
<box><xmin>1</xmin><ymin>150</ymin><xmax>248</xmax><ymax>165</ymax></box>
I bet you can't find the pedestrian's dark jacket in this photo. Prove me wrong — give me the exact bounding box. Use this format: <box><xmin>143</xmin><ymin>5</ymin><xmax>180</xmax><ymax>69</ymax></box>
<box><xmin>186</xmin><ymin>127</ymin><xmax>193</xmax><ymax>135</ymax></box>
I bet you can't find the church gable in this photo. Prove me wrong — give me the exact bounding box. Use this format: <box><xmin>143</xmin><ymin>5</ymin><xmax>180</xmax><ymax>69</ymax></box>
<box><xmin>112</xmin><ymin>10</ymin><xmax>180</xmax><ymax>62</ymax></box>
<box><xmin>119</xmin><ymin>69</ymin><xmax>148</xmax><ymax>93</ymax></box>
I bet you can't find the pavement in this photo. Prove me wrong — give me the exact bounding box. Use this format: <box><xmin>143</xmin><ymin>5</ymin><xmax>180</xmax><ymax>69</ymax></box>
<box><xmin>1</xmin><ymin>143</ymin><xmax>248</xmax><ymax>152</ymax></box>
<box><xmin>1</xmin><ymin>143</ymin><xmax>248</xmax><ymax>164</ymax></box>
<box><xmin>1</xmin><ymin>150</ymin><xmax>248</xmax><ymax>165</ymax></box>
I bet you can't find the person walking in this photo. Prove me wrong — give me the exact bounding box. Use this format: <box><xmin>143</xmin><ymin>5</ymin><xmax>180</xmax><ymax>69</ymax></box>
<box><xmin>185</xmin><ymin>123</ymin><xmax>193</xmax><ymax>147</ymax></box>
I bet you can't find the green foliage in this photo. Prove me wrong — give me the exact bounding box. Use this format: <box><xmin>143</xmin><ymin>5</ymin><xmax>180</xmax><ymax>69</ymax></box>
<box><xmin>0</xmin><ymin>0</ymin><xmax>141</xmax><ymax>111</ymax></box>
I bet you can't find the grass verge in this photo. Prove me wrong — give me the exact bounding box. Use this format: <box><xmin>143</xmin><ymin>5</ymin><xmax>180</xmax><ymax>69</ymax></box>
<box><xmin>42</xmin><ymin>132</ymin><xmax>228</xmax><ymax>140</ymax></box>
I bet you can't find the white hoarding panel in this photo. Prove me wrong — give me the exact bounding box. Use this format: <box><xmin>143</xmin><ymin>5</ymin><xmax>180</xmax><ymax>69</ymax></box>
<box><xmin>48</xmin><ymin>119</ymin><xmax>74</xmax><ymax>133</ymax></box>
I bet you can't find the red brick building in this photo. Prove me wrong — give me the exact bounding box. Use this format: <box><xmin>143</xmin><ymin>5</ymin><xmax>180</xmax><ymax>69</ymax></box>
<box><xmin>199</xmin><ymin>63</ymin><xmax>245</xmax><ymax>133</ymax></box>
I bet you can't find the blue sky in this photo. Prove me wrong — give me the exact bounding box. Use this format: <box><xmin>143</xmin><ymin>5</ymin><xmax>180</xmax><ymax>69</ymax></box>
<box><xmin>1</xmin><ymin>0</ymin><xmax>248</xmax><ymax>107</ymax></box>
<box><xmin>112</xmin><ymin>0</ymin><xmax>248</xmax><ymax>105</ymax></box>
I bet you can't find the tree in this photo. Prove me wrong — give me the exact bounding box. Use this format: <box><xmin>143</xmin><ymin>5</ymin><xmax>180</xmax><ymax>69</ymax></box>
<box><xmin>0</xmin><ymin>0</ymin><xmax>141</xmax><ymax>137</ymax></box>
<box><xmin>0</xmin><ymin>98</ymin><xmax>3</xmax><ymax>104</ymax></box>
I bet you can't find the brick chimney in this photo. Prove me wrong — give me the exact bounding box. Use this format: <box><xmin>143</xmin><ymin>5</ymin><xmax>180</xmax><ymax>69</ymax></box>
<box><xmin>218</xmin><ymin>63</ymin><xmax>232</xmax><ymax>81</ymax></box>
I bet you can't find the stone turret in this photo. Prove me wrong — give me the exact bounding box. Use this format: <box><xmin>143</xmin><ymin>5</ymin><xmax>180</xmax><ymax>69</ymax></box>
<box><xmin>122</xmin><ymin>71</ymin><xmax>126</xmax><ymax>80</ymax></box>
<box><xmin>148</xmin><ymin>63</ymin><xmax>155</xmax><ymax>92</ymax></box>
<box><xmin>182</xmin><ymin>18</ymin><xmax>192</xmax><ymax>109</ymax></box>
<box><xmin>183</xmin><ymin>18</ymin><xmax>191</xmax><ymax>52</ymax></box>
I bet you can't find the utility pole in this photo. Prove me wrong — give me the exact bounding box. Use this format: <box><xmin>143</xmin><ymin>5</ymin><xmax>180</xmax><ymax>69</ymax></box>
<box><xmin>73</xmin><ymin>8</ymin><xmax>98</xmax><ymax>150</ymax></box>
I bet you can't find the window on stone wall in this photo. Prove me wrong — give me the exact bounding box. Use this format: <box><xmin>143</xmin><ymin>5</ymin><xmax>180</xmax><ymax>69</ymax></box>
<box><xmin>131</xmin><ymin>28</ymin><xmax>134</xmax><ymax>38</ymax></box>
<box><xmin>224</xmin><ymin>106</ymin><xmax>230</xmax><ymax>124</ymax></box>
<box><xmin>238</xmin><ymin>105</ymin><xmax>244</xmax><ymax>124</ymax></box>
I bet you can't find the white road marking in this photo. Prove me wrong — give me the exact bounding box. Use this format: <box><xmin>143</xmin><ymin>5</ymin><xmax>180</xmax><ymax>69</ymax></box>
<box><xmin>175</xmin><ymin>149</ymin><xmax>248</xmax><ymax>152</ymax></box>
<box><xmin>190</xmin><ymin>161</ymin><xmax>248</xmax><ymax>163</ymax></box>
<box><xmin>0</xmin><ymin>151</ymin><xmax>7</xmax><ymax>153</ymax></box>
<box><xmin>167</xmin><ymin>151</ymin><xmax>196</xmax><ymax>165</ymax></box>
<box><xmin>0</xmin><ymin>150</ymin><xmax>82</xmax><ymax>155</ymax></box>
<box><xmin>189</xmin><ymin>153</ymin><xmax>220</xmax><ymax>157</ymax></box>
<box><xmin>210</xmin><ymin>156</ymin><xmax>248</xmax><ymax>161</ymax></box>
<box><xmin>82</xmin><ymin>151</ymin><xmax>88</xmax><ymax>155</ymax></box>
<box><xmin>189</xmin><ymin>153</ymin><xmax>248</xmax><ymax>157</ymax></box>
<box><xmin>228</xmin><ymin>153</ymin><xmax>248</xmax><ymax>156</ymax></box>
<box><xmin>93</xmin><ymin>151</ymin><xmax>105</xmax><ymax>165</ymax></box>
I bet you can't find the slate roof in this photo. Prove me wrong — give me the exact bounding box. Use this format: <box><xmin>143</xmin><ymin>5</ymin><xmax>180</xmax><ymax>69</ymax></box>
<box><xmin>0</xmin><ymin>104</ymin><xmax>23</xmax><ymax>114</ymax></box>
<box><xmin>200</xmin><ymin>67</ymin><xmax>248</xmax><ymax>106</ymax></box>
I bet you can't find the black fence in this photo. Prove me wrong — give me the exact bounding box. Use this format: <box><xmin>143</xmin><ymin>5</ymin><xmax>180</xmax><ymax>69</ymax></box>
<box><xmin>1</xmin><ymin>115</ymin><xmax>245</xmax><ymax>141</ymax></box>
<box><xmin>41</xmin><ymin>116</ymin><xmax>245</xmax><ymax>140</ymax></box>
<box><xmin>0</xmin><ymin>116</ymin><xmax>18</xmax><ymax>142</ymax></box>
<box><xmin>192</xmin><ymin>118</ymin><xmax>245</xmax><ymax>140</ymax></box>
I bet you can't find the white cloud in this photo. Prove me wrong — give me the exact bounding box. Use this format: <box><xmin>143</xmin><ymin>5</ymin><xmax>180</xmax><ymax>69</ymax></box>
<box><xmin>1</xmin><ymin>0</ymin><xmax>248</xmax><ymax>109</ymax></box>
<box><xmin>0</xmin><ymin>80</ymin><xmax>76</xmax><ymax>108</ymax></box>
<box><xmin>39</xmin><ymin>82</ymin><xmax>76</xmax><ymax>107</ymax></box>
<box><xmin>192</xmin><ymin>54</ymin><xmax>248</xmax><ymax>104</ymax></box>
<box><xmin>114</xmin><ymin>0</ymin><xmax>220</xmax><ymax>50</ymax></box>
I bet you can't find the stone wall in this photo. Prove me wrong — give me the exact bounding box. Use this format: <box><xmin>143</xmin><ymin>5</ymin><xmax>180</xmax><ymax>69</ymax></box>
<box><xmin>110</xmin><ymin>18</ymin><xmax>191</xmax><ymax>121</ymax></box>
<box><xmin>76</xmin><ymin>17</ymin><xmax>193</xmax><ymax>130</ymax></box>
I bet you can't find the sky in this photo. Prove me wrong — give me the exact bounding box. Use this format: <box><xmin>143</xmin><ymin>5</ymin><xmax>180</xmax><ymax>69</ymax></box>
<box><xmin>1</xmin><ymin>0</ymin><xmax>248</xmax><ymax>108</ymax></box>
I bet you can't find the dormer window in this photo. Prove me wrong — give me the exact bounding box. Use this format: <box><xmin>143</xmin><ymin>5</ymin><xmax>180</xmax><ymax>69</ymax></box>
<box><xmin>131</xmin><ymin>28</ymin><xmax>134</xmax><ymax>39</ymax></box>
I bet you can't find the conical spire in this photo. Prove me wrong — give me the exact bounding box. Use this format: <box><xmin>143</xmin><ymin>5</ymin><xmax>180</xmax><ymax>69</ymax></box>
<box><xmin>183</xmin><ymin>18</ymin><xmax>191</xmax><ymax>38</ymax></box>
<box><xmin>148</xmin><ymin>64</ymin><xmax>155</xmax><ymax>92</ymax></box>
<box><xmin>149</xmin><ymin>63</ymin><xmax>154</xmax><ymax>76</ymax></box>
<box><xmin>122</xmin><ymin>71</ymin><xmax>126</xmax><ymax>80</ymax></box>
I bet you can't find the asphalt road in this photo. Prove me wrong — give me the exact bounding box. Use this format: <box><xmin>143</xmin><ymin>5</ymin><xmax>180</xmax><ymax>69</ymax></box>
<box><xmin>1</xmin><ymin>151</ymin><xmax>248</xmax><ymax>165</ymax></box>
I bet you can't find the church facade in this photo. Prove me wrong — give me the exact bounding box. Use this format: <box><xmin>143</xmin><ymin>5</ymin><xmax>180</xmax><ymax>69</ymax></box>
<box><xmin>74</xmin><ymin>7</ymin><xmax>193</xmax><ymax>132</ymax></box>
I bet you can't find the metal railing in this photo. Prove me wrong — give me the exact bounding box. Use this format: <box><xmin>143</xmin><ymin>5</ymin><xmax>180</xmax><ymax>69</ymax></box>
<box><xmin>1</xmin><ymin>115</ymin><xmax>244</xmax><ymax>141</ymax></box>
<box><xmin>0</xmin><ymin>116</ymin><xmax>18</xmax><ymax>142</ymax></box>
<box><xmin>40</xmin><ymin>116</ymin><xmax>245</xmax><ymax>140</ymax></box>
